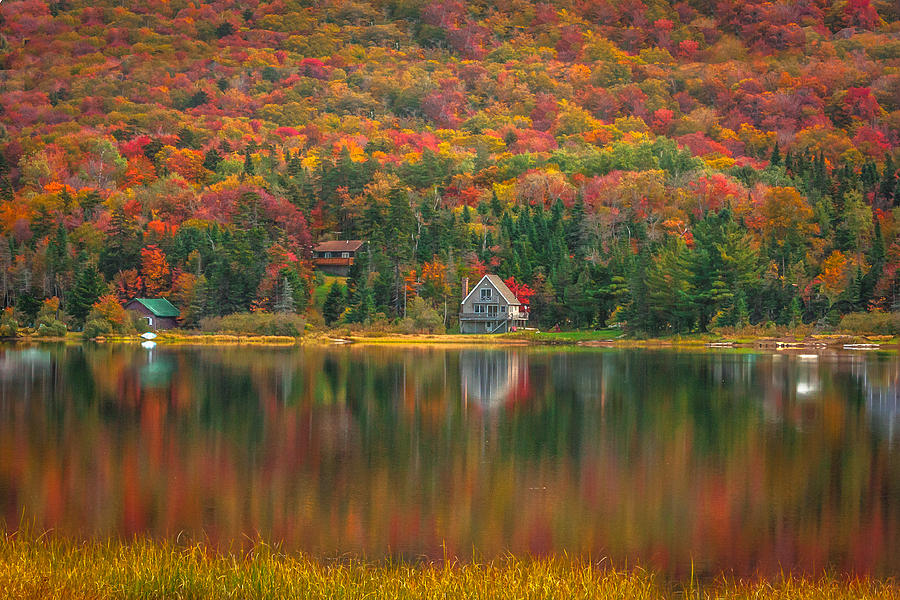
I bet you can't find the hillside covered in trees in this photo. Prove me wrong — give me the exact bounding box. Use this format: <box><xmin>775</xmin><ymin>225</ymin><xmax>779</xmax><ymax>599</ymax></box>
<box><xmin>1</xmin><ymin>0</ymin><xmax>899</xmax><ymax>333</ymax></box>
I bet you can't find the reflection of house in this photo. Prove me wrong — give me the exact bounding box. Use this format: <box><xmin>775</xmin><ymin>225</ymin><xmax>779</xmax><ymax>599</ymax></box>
<box><xmin>460</xmin><ymin>350</ymin><xmax>529</xmax><ymax>409</ymax></box>
<box><xmin>124</xmin><ymin>298</ymin><xmax>180</xmax><ymax>330</ymax></box>
<box><xmin>459</xmin><ymin>274</ymin><xmax>528</xmax><ymax>334</ymax></box>
<box><xmin>852</xmin><ymin>358</ymin><xmax>900</xmax><ymax>440</ymax></box>
<box><xmin>312</xmin><ymin>240</ymin><xmax>365</xmax><ymax>275</ymax></box>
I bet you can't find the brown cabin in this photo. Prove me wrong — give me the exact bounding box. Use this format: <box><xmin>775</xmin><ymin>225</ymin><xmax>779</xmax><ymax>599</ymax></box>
<box><xmin>124</xmin><ymin>298</ymin><xmax>180</xmax><ymax>330</ymax></box>
<box><xmin>312</xmin><ymin>240</ymin><xmax>365</xmax><ymax>275</ymax></box>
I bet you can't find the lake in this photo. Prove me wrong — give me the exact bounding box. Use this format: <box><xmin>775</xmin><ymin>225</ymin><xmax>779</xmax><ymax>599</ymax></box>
<box><xmin>1</xmin><ymin>343</ymin><xmax>899</xmax><ymax>578</ymax></box>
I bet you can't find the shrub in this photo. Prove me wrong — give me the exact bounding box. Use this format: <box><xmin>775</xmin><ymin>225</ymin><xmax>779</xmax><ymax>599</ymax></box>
<box><xmin>199</xmin><ymin>312</ymin><xmax>306</xmax><ymax>336</ymax></box>
<box><xmin>305</xmin><ymin>308</ymin><xmax>325</xmax><ymax>330</ymax></box>
<box><xmin>83</xmin><ymin>295</ymin><xmax>135</xmax><ymax>338</ymax></box>
<box><xmin>838</xmin><ymin>312</ymin><xmax>900</xmax><ymax>335</ymax></box>
<box><xmin>35</xmin><ymin>297</ymin><xmax>68</xmax><ymax>337</ymax></box>
<box><xmin>36</xmin><ymin>321</ymin><xmax>67</xmax><ymax>337</ymax></box>
<box><xmin>82</xmin><ymin>318</ymin><xmax>113</xmax><ymax>339</ymax></box>
<box><xmin>0</xmin><ymin>307</ymin><xmax>18</xmax><ymax>338</ymax></box>
<box><xmin>128</xmin><ymin>312</ymin><xmax>151</xmax><ymax>333</ymax></box>
<box><xmin>398</xmin><ymin>297</ymin><xmax>445</xmax><ymax>334</ymax></box>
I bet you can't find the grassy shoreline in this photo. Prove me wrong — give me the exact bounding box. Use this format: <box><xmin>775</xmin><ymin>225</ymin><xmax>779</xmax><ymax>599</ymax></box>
<box><xmin>5</xmin><ymin>328</ymin><xmax>899</xmax><ymax>350</ymax></box>
<box><xmin>1</xmin><ymin>533</ymin><xmax>897</xmax><ymax>600</ymax></box>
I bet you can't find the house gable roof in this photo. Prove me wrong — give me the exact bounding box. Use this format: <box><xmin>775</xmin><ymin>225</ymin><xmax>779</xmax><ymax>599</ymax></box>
<box><xmin>461</xmin><ymin>274</ymin><xmax>520</xmax><ymax>306</ymax></box>
<box><xmin>129</xmin><ymin>298</ymin><xmax>180</xmax><ymax>318</ymax></box>
<box><xmin>313</xmin><ymin>240</ymin><xmax>365</xmax><ymax>253</ymax></box>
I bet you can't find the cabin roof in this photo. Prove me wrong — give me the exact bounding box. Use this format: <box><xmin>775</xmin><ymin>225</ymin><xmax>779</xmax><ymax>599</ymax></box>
<box><xmin>462</xmin><ymin>274</ymin><xmax>520</xmax><ymax>306</ymax></box>
<box><xmin>128</xmin><ymin>298</ymin><xmax>180</xmax><ymax>318</ymax></box>
<box><xmin>313</xmin><ymin>240</ymin><xmax>365</xmax><ymax>253</ymax></box>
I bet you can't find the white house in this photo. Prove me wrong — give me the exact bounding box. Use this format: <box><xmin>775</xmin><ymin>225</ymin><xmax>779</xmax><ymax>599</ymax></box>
<box><xmin>458</xmin><ymin>274</ymin><xmax>529</xmax><ymax>334</ymax></box>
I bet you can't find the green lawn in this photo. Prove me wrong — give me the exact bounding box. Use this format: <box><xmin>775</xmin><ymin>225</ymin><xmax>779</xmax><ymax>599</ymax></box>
<box><xmin>504</xmin><ymin>328</ymin><xmax>625</xmax><ymax>342</ymax></box>
<box><xmin>312</xmin><ymin>276</ymin><xmax>348</xmax><ymax>310</ymax></box>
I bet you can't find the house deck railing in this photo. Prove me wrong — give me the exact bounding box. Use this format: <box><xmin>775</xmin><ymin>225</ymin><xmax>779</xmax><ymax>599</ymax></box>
<box><xmin>458</xmin><ymin>311</ymin><xmax>529</xmax><ymax>322</ymax></box>
<box><xmin>313</xmin><ymin>257</ymin><xmax>355</xmax><ymax>266</ymax></box>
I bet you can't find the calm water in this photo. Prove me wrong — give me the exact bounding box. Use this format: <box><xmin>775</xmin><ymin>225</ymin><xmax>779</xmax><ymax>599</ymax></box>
<box><xmin>1</xmin><ymin>343</ymin><xmax>899</xmax><ymax>577</ymax></box>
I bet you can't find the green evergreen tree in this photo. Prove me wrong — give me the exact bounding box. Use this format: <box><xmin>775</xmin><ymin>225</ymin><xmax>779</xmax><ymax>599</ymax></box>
<box><xmin>69</xmin><ymin>259</ymin><xmax>106</xmax><ymax>325</ymax></box>
<box><xmin>185</xmin><ymin>274</ymin><xmax>210</xmax><ymax>327</ymax></box>
<box><xmin>490</xmin><ymin>187</ymin><xmax>503</xmax><ymax>217</ymax></box>
<box><xmin>322</xmin><ymin>282</ymin><xmax>346</xmax><ymax>325</ymax></box>
<box><xmin>623</xmin><ymin>249</ymin><xmax>651</xmax><ymax>334</ymax></box>
<box><xmin>733</xmin><ymin>291</ymin><xmax>750</xmax><ymax>328</ymax></box>
<box><xmin>646</xmin><ymin>239</ymin><xmax>695</xmax><ymax>333</ymax></box>
<box><xmin>344</xmin><ymin>256</ymin><xmax>366</xmax><ymax>323</ymax></box>
<box><xmin>274</xmin><ymin>275</ymin><xmax>295</xmax><ymax>313</ymax></box>
<box><xmin>844</xmin><ymin>266</ymin><xmax>864</xmax><ymax>312</ymax></box>
<box><xmin>769</xmin><ymin>142</ymin><xmax>781</xmax><ymax>167</ymax></box>
<box><xmin>48</xmin><ymin>223</ymin><xmax>71</xmax><ymax>298</ymax></box>
<box><xmin>863</xmin><ymin>220</ymin><xmax>886</xmax><ymax>302</ymax></box>
<box><xmin>99</xmin><ymin>205</ymin><xmax>141</xmax><ymax>278</ymax></box>
<box><xmin>788</xmin><ymin>296</ymin><xmax>802</xmax><ymax>328</ymax></box>
<box><xmin>387</xmin><ymin>188</ymin><xmax>416</xmax><ymax>263</ymax></box>
<box><xmin>203</xmin><ymin>148</ymin><xmax>222</xmax><ymax>172</ymax></box>
<box><xmin>242</xmin><ymin>149</ymin><xmax>255</xmax><ymax>176</ymax></box>
<box><xmin>0</xmin><ymin>176</ymin><xmax>12</xmax><ymax>202</ymax></box>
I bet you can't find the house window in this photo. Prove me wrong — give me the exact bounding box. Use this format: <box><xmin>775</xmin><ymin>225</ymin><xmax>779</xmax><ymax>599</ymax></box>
<box><xmin>488</xmin><ymin>305</ymin><xmax>498</xmax><ymax>316</ymax></box>
<box><xmin>324</xmin><ymin>252</ymin><xmax>332</xmax><ymax>258</ymax></box>
<box><xmin>480</xmin><ymin>288</ymin><xmax>492</xmax><ymax>300</ymax></box>
<box><xmin>474</xmin><ymin>304</ymin><xmax>486</xmax><ymax>314</ymax></box>
<box><xmin>341</xmin><ymin>252</ymin><xmax>350</xmax><ymax>258</ymax></box>
<box><xmin>501</xmin><ymin>305</ymin><xmax>507</xmax><ymax>313</ymax></box>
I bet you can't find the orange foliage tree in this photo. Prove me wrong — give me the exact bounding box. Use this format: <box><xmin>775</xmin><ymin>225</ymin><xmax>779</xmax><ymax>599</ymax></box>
<box><xmin>140</xmin><ymin>245</ymin><xmax>171</xmax><ymax>296</ymax></box>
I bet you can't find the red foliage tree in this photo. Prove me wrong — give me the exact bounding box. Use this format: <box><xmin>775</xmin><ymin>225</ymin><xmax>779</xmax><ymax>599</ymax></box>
<box><xmin>504</xmin><ymin>277</ymin><xmax>534</xmax><ymax>306</ymax></box>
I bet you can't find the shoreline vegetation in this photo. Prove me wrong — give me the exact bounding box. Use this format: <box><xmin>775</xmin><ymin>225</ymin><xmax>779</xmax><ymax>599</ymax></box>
<box><xmin>3</xmin><ymin>327</ymin><xmax>898</xmax><ymax>350</ymax></box>
<box><xmin>1</xmin><ymin>533</ymin><xmax>898</xmax><ymax>600</ymax></box>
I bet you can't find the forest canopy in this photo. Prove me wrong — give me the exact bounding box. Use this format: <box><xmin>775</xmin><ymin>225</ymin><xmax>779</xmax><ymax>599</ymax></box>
<box><xmin>1</xmin><ymin>0</ymin><xmax>899</xmax><ymax>333</ymax></box>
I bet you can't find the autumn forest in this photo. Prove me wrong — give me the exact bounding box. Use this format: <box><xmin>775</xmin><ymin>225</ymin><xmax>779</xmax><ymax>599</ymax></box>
<box><xmin>1</xmin><ymin>0</ymin><xmax>899</xmax><ymax>334</ymax></box>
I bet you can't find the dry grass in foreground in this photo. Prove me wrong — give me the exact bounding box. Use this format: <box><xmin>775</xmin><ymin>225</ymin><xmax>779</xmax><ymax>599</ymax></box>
<box><xmin>1</xmin><ymin>532</ymin><xmax>898</xmax><ymax>600</ymax></box>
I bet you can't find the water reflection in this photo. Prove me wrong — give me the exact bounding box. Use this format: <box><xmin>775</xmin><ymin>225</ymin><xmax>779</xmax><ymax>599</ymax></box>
<box><xmin>460</xmin><ymin>350</ymin><xmax>528</xmax><ymax>409</ymax></box>
<box><xmin>0</xmin><ymin>344</ymin><xmax>899</xmax><ymax>579</ymax></box>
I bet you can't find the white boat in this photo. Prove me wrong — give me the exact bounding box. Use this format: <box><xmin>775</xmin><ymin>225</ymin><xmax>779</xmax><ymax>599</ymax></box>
<box><xmin>140</xmin><ymin>332</ymin><xmax>158</xmax><ymax>340</ymax></box>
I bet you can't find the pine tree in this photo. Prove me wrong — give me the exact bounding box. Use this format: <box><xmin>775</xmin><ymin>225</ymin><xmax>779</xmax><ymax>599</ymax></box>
<box><xmin>770</xmin><ymin>142</ymin><xmax>781</xmax><ymax>167</ymax></box>
<box><xmin>69</xmin><ymin>259</ymin><xmax>106</xmax><ymax>325</ymax></box>
<box><xmin>48</xmin><ymin>223</ymin><xmax>71</xmax><ymax>297</ymax></box>
<box><xmin>186</xmin><ymin>274</ymin><xmax>210</xmax><ymax>327</ymax></box>
<box><xmin>99</xmin><ymin>205</ymin><xmax>140</xmax><ymax>278</ymax></box>
<box><xmin>387</xmin><ymin>188</ymin><xmax>415</xmax><ymax>263</ymax></box>
<box><xmin>242</xmin><ymin>149</ymin><xmax>255</xmax><ymax>176</ymax></box>
<box><xmin>203</xmin><ymin>148</ymin><xmax>222</xmax><ymax>172</ymax></box>
<box><xmin>565</xmin><ymin>192</ymin><xmax>586</xmax><ymax>257</ymax></box>
<box><xmin>274</xmin><ymin>276</ymin><xmax>295</xmax><ymax>313</ymax></box>
<box><xmin>788</xmin><ymin>296</ymin><xmax>802</xmax><ymax>328</ymax></box>
<box><xmin>845</xmin><ymin>267</ymin><xmax>864</xmax><ymax>312</ymax></box>
<box><xmin>863</xmin><ymin>220</ymin><xmax>886</xmax><ymax>303</ymax></box>
<box><xmin>322</xmin><ymin>282</ymin><xmax>346</xmax><ymax>325</ymax></box>
<box><xmin>733</xmin><ymin>291</ymin><xmax>750</xmax><ymax>328</ymax></box>
<box><xmin>880</xmin><ymin>155</ymin><xmax>896</xmax><ymax>206</ymax></box>
<box><xmin>646</xmin><ymin>239</ymin><xmax>695</xmax><ymax>333</ymax></box>
<box><xmin>624</xmin><ymin>249</ymin><xmax>651</xmax><ymax>334</ymax></box>
<box><xmin>490</xmin><ymin>187</ymin><xmax>503</xmax><ymax>217</ymax></box>
<box><xmin>0</xmin><ymin>176</ymin><xmax>12</xmax><ymax>202</ymax></box>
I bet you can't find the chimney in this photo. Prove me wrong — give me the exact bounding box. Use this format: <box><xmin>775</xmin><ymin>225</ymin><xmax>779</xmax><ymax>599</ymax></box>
<box><xmin>463</xmin><ymin>277</ymin><xmax>469</xmax><ymax>300</ymax></box>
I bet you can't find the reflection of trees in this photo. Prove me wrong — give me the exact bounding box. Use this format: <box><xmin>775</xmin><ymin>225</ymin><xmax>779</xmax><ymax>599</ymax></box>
<box><xmin>0</xmin><ymin>345</ymin><xmax>899</xmax><ymax>578</ymax></box>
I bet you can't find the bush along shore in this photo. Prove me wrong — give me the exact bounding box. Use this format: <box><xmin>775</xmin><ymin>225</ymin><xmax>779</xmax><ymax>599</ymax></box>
<box><xmin>4</xmin><ymin>327</ymin><xmax>900</xmax><ymax>350</ymax></box>
<box><xmin>3</xmin><ymin>301</ymin><xmax>900</xmax><ymax>349</ymax></box>
<box><xmin>1</xmin><ymin>532</ymin><xmax>898</xmax><ymax>600</ymax></box>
